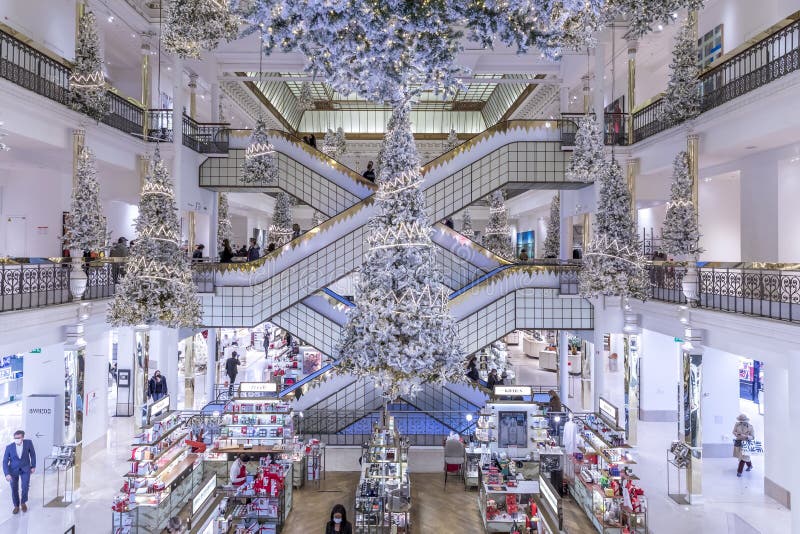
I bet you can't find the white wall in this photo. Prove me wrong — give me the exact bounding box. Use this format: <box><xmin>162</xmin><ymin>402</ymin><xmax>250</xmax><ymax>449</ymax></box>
<box><xmin>104</xmin><ymin>200</ymin><xmax>138</xmax><ymax>244</ymax></box>
<box><xmin>639</xmin><ymin>329</ymin><xmax>679</xmax><ymax>420</ymax></box>
<box><xmin>698</xmin><ymin>171</ymin><xmax>741</xmax><ymax>261</ymax></box>
<box><xmin>777</xmin><ymin>157</ymin><xmax>800</xmax><ymax>262</ymax></box>
<box><xmin>22</xmin><ymin>343</ymin><xmax>66</xmax><ymax>443</ymax></box>
<box><xmin>637</xmin><ymin>204</ymin><xmax>667</xmax><ymax>247</ymax></box>
<box><xmin>0</xmin><ymin>0</ymin><xmax>76</xmax><ymax>59</ymax></box>
<box><xmin>764</xmin><ymin>363</ymin><xmax>790</xmax><ymax>502</ymax></box>
<box><xmin>701</xmin><ymin>347</ymin><xmax>742</xmax><ymax>456</ymax></box>
<box><xmin>699</xmin><ymin>0</ymin><xmax>799</xmax><ymax>54</ymax></box>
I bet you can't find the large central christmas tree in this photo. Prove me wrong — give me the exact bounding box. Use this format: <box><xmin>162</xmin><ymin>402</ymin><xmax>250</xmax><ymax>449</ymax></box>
<box><xmin>482</xmin><ymin>190</ymin><xmax>515</xmax><ymax>260</ymax></box>
<box><xmin>335</xmin><ymin>104</ymin><xmax>465</xmax><ymax>398</ymax></box>
<box><xmin>108</xmin><ymin>149</ymin><xmax>201</xmax><ymax>327</ymax></box>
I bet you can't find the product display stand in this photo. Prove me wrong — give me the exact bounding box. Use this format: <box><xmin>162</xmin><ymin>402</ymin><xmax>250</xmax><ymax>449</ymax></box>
<box><xmin>42</xmin><ymin>445</ymin><xmax>76</xmax><ymax>507</ymax></box>
<box><xmin>219</xmin><ymin>458</ymin><xmax>293</xmax><ymax>534</ymax></box>
<box><xmin>666</xmin><ymin>446</ymin><xmax>691</xmax><ymax>505</ymax></box>
<box><xmin>354</xmin><ymin>418</ymin><xmax>411</xmax><ymax>533</ymax></box>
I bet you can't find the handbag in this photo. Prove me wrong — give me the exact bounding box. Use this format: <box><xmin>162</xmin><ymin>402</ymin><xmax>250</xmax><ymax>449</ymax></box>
<box><xmin>733</xmin><ymin>439</ymin><xmax>743</xmax><ymax>447</ymax></box>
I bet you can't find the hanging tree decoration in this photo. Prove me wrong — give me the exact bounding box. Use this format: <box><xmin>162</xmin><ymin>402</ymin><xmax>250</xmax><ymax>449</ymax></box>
<box><xmin>482</xmin><ymin>190</ymin><xmax>515</xmax><ymax>260</ymax></box>
<box><xmin>296</xmin><ymin>81</ymin><xmax>315</xmax><ymax>111</ymax></box>
<box><xmin>267</xmin><ymin>192</ymin><xmax>293</xmax><ymax>247</ymax></box>
<box><xmin>108</xmin><ymin>148</ymin><xmax>201</xmax><ymax>327</ymax></box>
<box><xmin>579</xmin><ymin>159</ymin><xmax>649</xmax><ymax>300</ymax></box>
<box><xmin>217</xmin><ymin>192</ymin><xmax>233</xmax><ymax>252</ymax></box>
<box><xmin>70</xmin><ymin>10</ymin><xmax>109</xmax><ymax>121</ymax></box>
<box><xmin>566</xmin><ymin>114</ymin><xmax>605</xmax><ymax>182</ymax></box>
<box><xmin>241</xmin><ymin>118</ymin><xmax>278</xmax><ymax>183</ymax></box>
<box><xmin>335</xmin><ymin>103</ymin><xmax>466</xmax><ymax>398</ymax></box>
<box><xmin>661</xmin><ymin>151</ymin><xmax>702</xmax><ymax>256</ymax></box>
<box><xmin>461</xmin><ymin>209</ymin><xmax>475</xmax><ymax>239</ymax></box>
<box><xmin>444</xmin><ymin>128</ymin><xmax>459</xmax><ymax>153</ymax></box>
<box><xmin>162</xmin><ymin>0</ymin><xmax>240</xmax><ymax>59</ymax></box>
<box><xmin>544</xmin><ymin>194</ymin><xmax>561</xmax><ymax>259</ymax></box>
<box><xmin>661</xmin><ymin>16</ymin><xmax>701</xmax><ymax>123</ymax></box>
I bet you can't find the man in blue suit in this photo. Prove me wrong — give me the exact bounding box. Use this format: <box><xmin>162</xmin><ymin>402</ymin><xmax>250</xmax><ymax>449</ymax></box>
<box><xmin>3</xmin><ymin>430</ymin><xmax>36</xmax><ymax>514</ymax></box>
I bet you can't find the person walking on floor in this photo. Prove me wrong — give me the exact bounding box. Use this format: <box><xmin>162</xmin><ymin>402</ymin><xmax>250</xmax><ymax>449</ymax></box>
<box><xmin>733</xmin><ymin>413</ymin><xmax>755</xmax><ymax>477</ymax></box>
<box><xmin>325</xmin><ymin>504</ymin><xmax>353</xmax><ymax>534</ymax></box>
<box><xmin>226</xmin><ymin>351</ymin><xmax>240</xmax><ymax>395</ymax></box>
<box><xmin>3</xmin><ymin>430</ymin><xmax>36</xmax><ymax>514</ymax></box>
<box><xmin>148</xmin><ymin>370</ymin><xmax>168</xmax><ymax>401</ymax></box>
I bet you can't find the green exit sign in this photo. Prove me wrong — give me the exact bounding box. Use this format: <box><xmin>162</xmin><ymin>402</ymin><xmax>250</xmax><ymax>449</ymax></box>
<box><xmin>674</xmin><ymin>338</ymin><xmax>683</xmax><ymax>343</ymax></box>
<box><xmin>30</xmin><ymin>348</ymin><xmax>41</xmax><ymax>354</ymax></box>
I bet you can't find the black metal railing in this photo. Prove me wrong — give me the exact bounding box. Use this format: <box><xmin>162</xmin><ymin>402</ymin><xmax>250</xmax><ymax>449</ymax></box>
<box><xmin>145</xmin><ymin>109</ymin><xmax>174</xmax><ymax>142</ymax></box>
<box><xmin>0</xmin><ymin>29</ymin><xmax>71</xmax><ymax>105</ymax></box>
<box><xmin>632</xmin><ymin>15</ymin><xmax>800</xmax><ymax>143</ymax></box>
<box><xmin>0</xmin><ymin>260</ymin><xmax>120</xmax><ymax>313</ymax></box>
<box><xmin>182</xmin><ymin>114</ymin><xmax>230</xmax><ymax>153</ymax></box>
<box><xmin>101</xmin><ymin>91</ymin><xmax>143</xmax><ymax>136</ymax></box>
<box><xmin>560</xmin><ymin>113</ymin><xmax>628</xmax><ymax>146</ymax></box>
<box><xmin>647</xmin><ymin>264</ymin><xmax>800</xmax><ymax>323</ymax></box>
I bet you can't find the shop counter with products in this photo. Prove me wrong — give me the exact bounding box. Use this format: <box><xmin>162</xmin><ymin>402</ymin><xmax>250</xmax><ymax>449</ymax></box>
<box><xmin>479</xmin><ymin>468</ymin><xmax>538</xmax><ymax>533</ymax></box>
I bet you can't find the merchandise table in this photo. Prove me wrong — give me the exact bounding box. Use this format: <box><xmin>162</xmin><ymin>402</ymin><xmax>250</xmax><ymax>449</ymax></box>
<box><xmin>479</xmin><ymin>480</ymin><xmax>539</xmax><ymax>533</ymax></box>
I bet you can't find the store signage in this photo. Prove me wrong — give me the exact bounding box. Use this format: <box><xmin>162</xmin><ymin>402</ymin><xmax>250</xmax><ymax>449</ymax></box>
<box><xmin>24</xmin><ymin>394</ymin><xmax>58</xmax><ymax>461</ymax></box>
<box><xmin>117</xmin><ymin>369</ymin><xmax>131</xmax><ymax>388</ymax></box>
<box><xmin>239</xmin><ymin>382</ymin><xmax>277</xmax><ymax>393</ymax></box>
<box><xmin>148</xmin><ymin>395</ymin><xmax>170</xmax><ymax>420</ymax></box>
<box><xmin>539</xmin><ymin>474</ymin><xmax>558</xmax><ymax>513</ymax></box>
<box><xmin>30</xmin><ymin>348</ymin><xmax>41</xmax><ymax>354</ymax></box>
<box><xmin>494</xmin><ymin>386</ymin><xmax>532</xmax><ymax>397</ymax></box>
<box><xmin>598</xmin><ymin>397</ymin><xmax>619</xmax><ymax>428</ymax></box>
<box><xmin>192</xmin><ymin>474</ymin><xmax>217</xmax><ymax>515</ymax></box>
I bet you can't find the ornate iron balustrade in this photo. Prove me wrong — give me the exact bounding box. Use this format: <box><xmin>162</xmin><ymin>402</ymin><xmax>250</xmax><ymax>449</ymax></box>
<box><xmin>182</xmin><ymin>114</ymin><xmax>230</xmax><ymax>153</ymax></box>
<box><xmin>647</xmin><ymin>264</ymin><xmax>800</xmax><ymax>323</ymax></box>
<box><xmin>0</xmin><ymin>260</ymin><xmax>121</xmax><ymax>313</ymax></box>
<box><xmin>101</xmin><ymin>92</ymin><xmax>143</xmax><ymax>135</ymax></box>
<box><xmin>0</xmin><ymin>29</ymin><xmax>70</xmax><ymax>104</ymax></box>
<box><xmin>560</xmin><ymin>113</ymin><xmax>629</xmax><ymax>146</ymax></box>
<box><xmin>145</xmin><ymin>109</ymin><xmax>174</xmax><ymax>142</ymax></box>
<box><xmin>632</xmin><ymin>14</ymin><xmax>800</xmax><ymax>143</ymax></box>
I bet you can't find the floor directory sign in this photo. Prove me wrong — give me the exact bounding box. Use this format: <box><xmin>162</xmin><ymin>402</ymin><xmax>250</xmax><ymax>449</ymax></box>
<box><xmin>24</xmin><ymin>394</ymin><xmax>60</xmax><ymax>456</ymax></box>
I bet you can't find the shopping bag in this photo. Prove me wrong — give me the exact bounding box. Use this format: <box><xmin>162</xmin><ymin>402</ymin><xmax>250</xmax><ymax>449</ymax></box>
<box><xmin>741</xmin><ymin>440</ymin><xmax>764</xmax><ymax>455</ymax></box>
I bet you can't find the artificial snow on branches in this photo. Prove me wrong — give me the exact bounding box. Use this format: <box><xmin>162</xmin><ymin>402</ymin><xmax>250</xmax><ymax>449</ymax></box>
<box><xmin>579</xmin><ymin>159</ymin><xmax>649</xmax><ymax>300</ymax></box>
<box><xmin>661</xmin><ymin>17</ymin><xmax>701</xmax><ymax>123</ymax></box>
<box><xmin>335</xmin><ymin>104</ymin><xmax>466</xmax><ymax>398</ymax></box>
<box><xmin>322</xmin><ymin>127</ymin><xmax>347</xmax><ymax>158</ymax></box>
<box><xmin>70</xmin><ymin>10</ymin><xmax>108</xmax><ymax>121</ymax></box>
<box><xmin>482</xmin><ymin>190</ymin><xmax>514</xmax><ymax>260</ymax></box>
<box><xmin>566</xmin><ymin>114</ymin><xmax>604</xmax><ymax>182</ymax></box>
<box><xmin>613</xmin><ymin>0</ymin><xmax>705</xmax><ymax>39</ymax></box>
<box><xmin>241</xmin><ymin>118</ymin><xmax>278</xmax><ymax>183</ymax></box>
<box><xmin>162</xmin><ymin>0</ymin><xmax>239</xmax><ymax>59</ymax></box>
<box><xmin>544</xmin><ymin>194</ymin><xmax>561</xmax><ymax>259</ymax></box>
<box><xmin>311</xmin><ymin>210</ymin><xmax>326</xmax><ymax>228</ymax></box>
<box><xmin>296</xmin><ymin>81</ymin><xmax>315</xmax><ymax>111</ymax></box>
<box><xmin>64</xmin><ymin>147</ymin><xmax>107</xmax><ymax>252</ymax></box>
<box><xmin>217</xmin><ymin>193</ymin><xmax>233</xmax><ymax>252</ymax></box>
<box><xmin>108</xmin><ymin>148</ymin><xmax>201</xmax><ymax>328</ymax></box>
<box><xmin>461</xmin><ymin>209</ymin><xmax>474</xmax><ymax>239</ymax></box>
<box><xmin>444</xmin><ymin>128</ymin><xmax>459</xmax><ymax>153</ymax></box>
<box><xmin>661</xmin><ymin>151</ymin><xmax>702</xmax><ymax>256</ymax></box>
<box><xmin>268</xmin><ymin>192</ymin><xmax>293</xmax><ymax>247</ymax></box>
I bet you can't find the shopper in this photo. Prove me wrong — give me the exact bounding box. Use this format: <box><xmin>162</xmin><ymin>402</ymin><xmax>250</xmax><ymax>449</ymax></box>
<box><xmin>230</xmin><ymin>453</ymin><xmax>249</xmax><ymax>487</ymax></box>
<box><xmin>109</xmin><ymin>236</ymin><xmax>129</xmax><ymax>258</ymax></box>
<box><xmin>192</xmin><ymin>244</ymin><xmax>205</xmax><ymax>259</ymax></box>
<box><xmin>325</xmin><ymin>504</ymin><xmax>352</xmax><ymax>534</ymax></box>
<box><xmin>445</xmin><ymin>217</ymin><xmax>455</xmax><ymax>229</ymax></box>
<box><xmin>3</xmin><ymin>430</ymin><xmax>36</xmax><ymax>514</ymax></box>
<box><xmin>547</xmin><ymin>390</ymin><xmax>562</xmax><ymax>413</ymax></box>
<box><xmin>148</xmin><ymin>370</ymin><xmax>168</xmax><ymax>401</ymax></box>
<box><xmin>519</xmin><ymin>249</ymin><xmax>529</xmax><ymax>261</ymax></box>
<box><xmin>733</xmin><ymin>413</ymin><xmax>755</xmax><ymax>477</ymax></box>
<box><xmin>292</xmin><ymin>223</ymin><xmax>301</xmax><ymax>240</ymax></box>
<box><xmin>466</xmin><ymin>358</ymin><xmax>479</xmax><ymax>382</ymax></box>
<box><xmin>220</xmin><ymin>239</ymin><xmax>234</xmax><ymax>263</ymax></box>
<box><xmin>309</xmin><ymin>134</ymin><xmax>317</xmax><ymax>149</ymax></box>
<box><xmin>247</xmin><ymin>238</ymin><xmax>261</xmax><ymax>261</ymax></box>
<box><xmin>226</xmin><ymin>351</ymin><xmax>240</xmax><ymax>395</ymax></box>
<box><xmin>362</xmin><ymin>161</ymin><xmax>376</xmax><ymax>182</ymax></box>
<box><xmin>487</xmin><ymin>368</ymin><xmax>500</xmax><ymax>389</ymax></box>
<box><xmin>267</xmin><ymin>242</ymin><xmax>276</xmax><ymax>253</ymax></box>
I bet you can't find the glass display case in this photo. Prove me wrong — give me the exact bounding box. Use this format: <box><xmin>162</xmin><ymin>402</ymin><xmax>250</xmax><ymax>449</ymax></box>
<box><xmin>219</xmin><ymin>458</ymin><xmax>293</xmax><ymax>534</ymax></box>
<box><xmin>217</xmin><ymin>398</ymin><xmax>294</xmax><ymax>449</ymax></box>
<box><xmin>478</xmin><ymin>469</ymin><xmax>539</xmax><ymax>533</ymax></box>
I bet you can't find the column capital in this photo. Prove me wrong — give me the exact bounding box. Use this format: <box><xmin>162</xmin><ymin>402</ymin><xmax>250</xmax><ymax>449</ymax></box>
<box><xmin>627</xmin><ymin>39</ymin><xmax>638</xmax><ymax>56</ymax></box>
<box><xmin>188</xmin><ymin>72</ymin><xmax>199</xmax><ymax>88</ymax></box>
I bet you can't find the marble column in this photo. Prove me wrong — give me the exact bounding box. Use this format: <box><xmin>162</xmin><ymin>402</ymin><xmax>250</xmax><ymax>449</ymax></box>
<box><xmin>140</xmin><ymin>36</ymin><xmax>152</xmax><ymax>140</ymax></box>
<box><xmin>626</xmin><ymin>39</ymin><xmax>638</xmax><ymax>143</ymax></box>
<box><xmin>205</xmin><ymin>329</ymin><xmax>218</xmax><ymax>405</ymax></box>
<box><xmin>558</xmin><ymin>330</ymin><xmax>569</xmax><ymax>403</ymax></box>
<box><xmin>626</xmin><ymin>158</ymin><xmax>639</xmax><ymax>227</ymax></box>
<box><xmin>687</xmin><ymin>134</ymin><xmax>700</xmax><ymax>215</ymax></box>
<box><xmin>188</xmin><ymin>73</ymin><xmax>199</xmax><ymax>120</ymax></box>
<box><xmin>593</xmin><ymin>43</ymin><xmax>605</xmax><ymax>127</ymax></box>
<box><xmin>211</xmin><ymin>83</ymin><xmax>220</xmax><ymax>122</ymax></box>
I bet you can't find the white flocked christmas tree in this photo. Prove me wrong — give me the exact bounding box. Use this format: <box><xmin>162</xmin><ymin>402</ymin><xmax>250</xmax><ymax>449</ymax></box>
<box><xmin>661</xmin><ymin>151</ymin><xmax>702</xmax><ymax>256</ymax></box>
<box><xmin>444</xmin><ymin>128</ymin><xmax>459</xmax><ymax>153</ymax></box>
<box><xmin>108</xmin><ymin>148</ymin><xmax>201</xmax><ymax>327</ymax></box>
<box><xmin>566</xmin><ymin>114</ymin><xmax>605</xmax><ymax>182</ymax></box>
<box><xmin>217</xmin><ymin>193</ymin><xmax>233</xmax><ymax>252</ymax></box>
<box><xmin>579</xmin><ymin>159</ymin><xmax>649</xmax><ymax>300</ymax></box>
<box><xmin>162</xmin><ymin>0</ymin><xmax>239</xmax><ymax>59</ymax></box>
<box><xmin>322</xmin><ymin>127</ymin><xmax>347</xmax><ymax>158</ymax></box>
<box><xmin>296</xmin><ymin>81</ymin><xmax>315</xmax><ymax>111</ymax></box>
<box><xmin>335</xmin><ymin>104</ymin><xmax>465</xmax><ymax>398</ymax></box>
<box><xmin>70</xmin><ymin>10</ymin><xmax>108</xmax><ymax>121</ymax></box>
<box><xmin>544</xmin><ymin>194</ymin><xmax>561</xmax><ymax>259</ymax></box>
<box><xmin>311</xmin><ymin>210</ymin><xmax>326</xmax><ymax>228</ymax></box>
<box><xmin>461</xmin><ymin>209</ymin><xmax>475</xmax><ymax>239</ymax></box>
<box><xmin>241</xmin><ymin>118</ymin><xmax>278</xmax><ymax>184</ymax></box>
<box><xmin>64</xmin><ymin>147</ymin><xmax>107</xmax><ymax>252</ymax></box>
<box><xmin>482</xmin><ymin>190</ymin><xmax>514</xmax><ymax>260</ymax></box>
<box><xmin>267</xmin><ymin>193</ymin><xmax>293</xmax><ymax>247</ymax></box>
<box><xmin>661</xmin><ymin>17</ymin><xmax>700</xmax><ymax>123</ymax></box>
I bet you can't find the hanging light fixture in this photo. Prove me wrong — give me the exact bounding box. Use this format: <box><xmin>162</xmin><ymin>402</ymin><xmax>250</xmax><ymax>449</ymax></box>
<box><xmin>241</xmin><ymin>27</ymin><xmax>278</xmax><ymax>184</ymax></box>
<box><xmin>161</xmin><ymin>0</ymin><xmax>239</xmax><ymax>59</ymax></box>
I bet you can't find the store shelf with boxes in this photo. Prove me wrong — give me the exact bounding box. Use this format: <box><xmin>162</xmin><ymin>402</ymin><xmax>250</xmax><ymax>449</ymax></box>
<box><xmin>354</xmin><ymin>416</ymin><xmax>411</xmax><ymax>534</ymax></box>
<box><xmin>565</xmin><ymin>400</ymin><xmax>647</xmax><ymax>534</ymax></box>
<box><xmin>476</xmin><ymin>341</ymin><xmax>516</xmax><ymax>384</ymax></box>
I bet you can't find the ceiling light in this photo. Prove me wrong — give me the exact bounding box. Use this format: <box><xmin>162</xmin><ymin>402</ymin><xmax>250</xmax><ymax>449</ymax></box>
<box><xmin>657</xmin><ymin>24</ymin><xmax>664</xmax><ymax>31</ymax></box>
<box><xmin>108</xmin><ymin>16</ymin><xmax>115</xmax><ymax>23</ymax></box>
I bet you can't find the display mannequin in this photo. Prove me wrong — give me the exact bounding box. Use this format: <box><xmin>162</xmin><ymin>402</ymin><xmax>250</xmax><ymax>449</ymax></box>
<box><xmin>562</xmin><ymin>413</ymin><xmax>578</xmax><ymax>455</ymax></box>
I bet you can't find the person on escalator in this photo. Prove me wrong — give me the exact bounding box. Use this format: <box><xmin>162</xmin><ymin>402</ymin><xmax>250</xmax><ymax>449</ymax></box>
<box><xmin>219</xmin><ymin>239</ymin><xmax>234</xmax><ymax>263</ymax></box>
<box><xmin>247</xmin><ymin>238</ymin><xmax>261</xmax><ymax>261</ymax></box>
<box><xmin>466</xmin><ymin>357</ymin><xmax>479</xmax><ymax>382</ymax></box>
<box><xmin>309</xmin><ymin>134</ymin><xmax>317</xmax><ymax>148</ymax></box>
<box><xmin>445</xmin><ymin>217</ymin><xmax>455</xmax><ymax>229</ymax></box>
<box><xmin>362</xmin><ymin>161</ymin><xmax>376</xmax><ymax>182</ymax></box>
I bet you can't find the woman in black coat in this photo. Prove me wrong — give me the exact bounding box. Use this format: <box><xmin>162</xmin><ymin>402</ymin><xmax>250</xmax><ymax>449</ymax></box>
<box><xmin>219</xmin><ymin>239</ymin><xmax>234</xmax><ymax>263</ymax></box>
<box><xmin>325</xmin><ymin>504</ymin><xmax>352</xmax><ymax>534</ymax></box>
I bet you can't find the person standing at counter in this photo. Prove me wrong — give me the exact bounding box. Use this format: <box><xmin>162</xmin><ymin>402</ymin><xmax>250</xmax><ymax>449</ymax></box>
<box><xmin>230</xmin><ymin>453</ymin><xmax>249</xmax><ymax>487</ymax></box>
<box><xmin>325</xmin><ymin>504</ymin><xmax>352</xmax><ymax>534</ymax></box>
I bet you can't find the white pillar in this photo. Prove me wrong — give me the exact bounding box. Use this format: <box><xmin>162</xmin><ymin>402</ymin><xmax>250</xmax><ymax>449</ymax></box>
<box><xmin>209</xmin><ymin>192</ymin><xmax>220</xmax><ymax>258</ymax></box>
<box><xmin>560</xmin><ymin>84</ymin><xmax>569</xmax><ymax>114</ymax></box>
<box><xmin>789</xmin><ymin>354</ymin><xmax>800</xmax><ymax>532</ymax></box>
<box><xmin>211</xmin><ymin>83</ymin><xmax>220</xmax><ymax>122</ymax></box>
<box><xmin>150</xmin><ymin>327</ymin><xmax>179</xmax><ymax>410</ymax></box>
<box><xmin>593</xmin><ymin>43</ymin><xmax>605</xmax><ymax>126</ymax></box>
<box><xmin>206</xmin><ymin>328</ymin><xmax>217</xmax><ymax>405</ymax></box>
<box><xmin>592</xmin><ymin>320</ymin><xmax>605</xmax><ymax>412</ymax></box>
<box><xmin>764</xmin><ymin>360</ymin><xmax>790</xmax><ymax>512</ymax></box>
<box><xmin>559</xmin><ymin>330</ymin><xmax>569</xmax><ymax>403</ymax></box>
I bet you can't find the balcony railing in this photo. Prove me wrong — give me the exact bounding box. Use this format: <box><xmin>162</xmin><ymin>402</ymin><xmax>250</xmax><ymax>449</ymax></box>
<box><xmin>632</xmin><ymin>13</ymin><xmax>800</xmax><ymax>143</ymax></box>
<box><xmin>647</xmin><ymin>263</ymin><xmax>800</xmax><ymax>323</ymax></box>
<box><xmin>0</xmin><ymin>29</ymin><xmax>70</xmax><ymax>105</ymax></box>
<box><xmin>182</xmin><ymin>114</ymin><xmax>230</xmax><ymax>153</ymax></box>
<box><xmin>0</xmin><ymin>260</ymin><xmax>121</xmax><ymax>313</ymax></box>
<box><xmin>145</xmin><ymin>109</ymin><xmax>174</xmax><ymax>142</ymax></box>
<box><xmin>560</xmin><ymin>113</ymin><xmax>629</xmax><ymax>146</ymax></box>
<box><xmin>101</xmin><ymin>91</ymin><xmax>144</xmax><ymax>136</ymax></box>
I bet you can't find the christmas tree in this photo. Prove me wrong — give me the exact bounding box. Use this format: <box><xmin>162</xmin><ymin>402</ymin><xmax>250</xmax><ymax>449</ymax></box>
<box><xmin>335</xmin><ymin>103</ymin><xmax>466</xmax><ymax>398</ymax></box>
<box><xmin>543</xmin><ymin>194</ymin><xmax>561</xmax><ymax>259</ymax></box>
<box><xmin>444</xmin><ymin>128</ymin><xmax>459</xmax><ymax>153</ymax></box>
<box><xmin>162</xmin><ymin>0</ymin><xmax>239</xmax><ymax>59</ymax></box>
<box><xmin>64</xmin><ymin>147</ymin><xmax>107</xmax><ymax>252</ymax></box>
<box><xmin>335</xmin><ymin>127</ymin><xmax>347</xmax><ymax>155</ymax></box>
<box><xmin>579</xmin><ymin>159</ymin><xmax>648</xmax><ymax>300</ymax></box>
<box><xmin>296</xmin><ymin>81</ymin><xmax>315</xmax><ymax>111</ymax></box>
<box><xmin>311</xmin><ymin>210</ymin><xmax>326</xmax><ymax>228</ymax></box>
<box><xmin>267</xmin><ymin>193</ymin><xmax>293</xmax><ymax>247</ymax></box>
<box><xmin>661</xmin><ymin>151</ymin><xmax>702</xmax><ymax>256</ymax></box>
<box><xmin>661</xmin><ymin>18</ymin><xmax>700</xmax><ymax>123</ymax></box>
<box><xmin>217</xmin><ymin>193</ymin><xmax>233</xmax><ymax>252</ymax></box>
<box><xmin>566</xmin><ymin>114</ymin><xmax>605</xmax><ymax>182</ymax></box>
<box><xmin>108</xmin><ymin>148</ymin><xmax>201</xmax><ymax>327</ymax></box>
<box><xmin>461</xmin><ymin>209</ymin><xmax>475</xmax><ymax>239</ymax></box>
<box><xmin>322</xmin><ymin>127</ymin><xmax>346</xmax><ymax>158</ymax></box>
<box><xmin>482</xmin><ymin>190</ymin><xmax>514</xmax><ymax>259</ymax></box>
<box><xmin>241</xmin><ymin>118</ymin><xmax>278</xmax><ymax>183</ymax></box>
<box><xmin>70</xmin><ymin>10</ymin><xmax>108</xmax><ymax>121</ymax></box>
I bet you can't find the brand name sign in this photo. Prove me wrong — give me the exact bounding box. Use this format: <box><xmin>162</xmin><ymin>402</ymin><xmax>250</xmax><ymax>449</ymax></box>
<box><xmin>494</xmin><ymin>386</ymin><xmax>532</xmax><ymax>397</ymax></box>
<box><xmin>240</xmin><ymin>382</ymin><xmax>277</xmax><ymax>393</ymax></box>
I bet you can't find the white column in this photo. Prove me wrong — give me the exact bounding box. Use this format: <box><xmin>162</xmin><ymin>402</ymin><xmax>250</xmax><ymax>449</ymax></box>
<box><xmin>151</xmin><ymin>327</ymin><xmax>179</xmax><ymax>410</ymax></box>
<box><xmin>592</xmin><ymin>318</ymin><xmax>605</xmax><ymax>412</ymax></box>
<box><xmin>209</xmin><ymin>192</ymin><xmax>220</xmax><ymax>258</ymax></box>
<box><xmin>211</xmin><ymin>83</ymin><xmax>220</xmax><ymax>122</ymax></box>
<box><xmin>789</xmin><ymin>354</ymin><xmax>800</xmax><ymax>532</ymax></box>
<box><xmin>172</xmin><ymin>60</ymin><xmax>185</xmax><ymax>245</ymax></box>
<box><xmin>206</xmin><ymin>329</ymin><xmax>218</xmax><ymax>405</ymax></box>
<box><xmin>764</xmin><ymin>360</ymin><xmax>790</xmax><ymax>510</ymax></box>
<box><xmin>558</xmin><ymin>330</ymin><xmax>569</xmax><ymax>403</ymax></box>
<box><xmin>593</xmin><ymin>43</ymin><xmax>605</xmax><ymax>126</ymax></box>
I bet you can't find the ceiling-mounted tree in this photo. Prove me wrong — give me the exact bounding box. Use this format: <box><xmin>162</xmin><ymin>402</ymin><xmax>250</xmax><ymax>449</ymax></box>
<box><xmin>162</xmin><ymin>0</ymin><xmax>240</xmax><ymax>59</ymax></box>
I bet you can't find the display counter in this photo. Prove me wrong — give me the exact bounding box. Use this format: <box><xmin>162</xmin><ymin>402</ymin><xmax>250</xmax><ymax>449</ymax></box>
<box><xmin>522</xmin><ymin>333</ymin><xmax>547</xmax><ymax>359</ymax></box>
<box><xmin>539</xmin><ymin>351</ymin><xmax>558</xmax><ymax>372</ymax></box>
